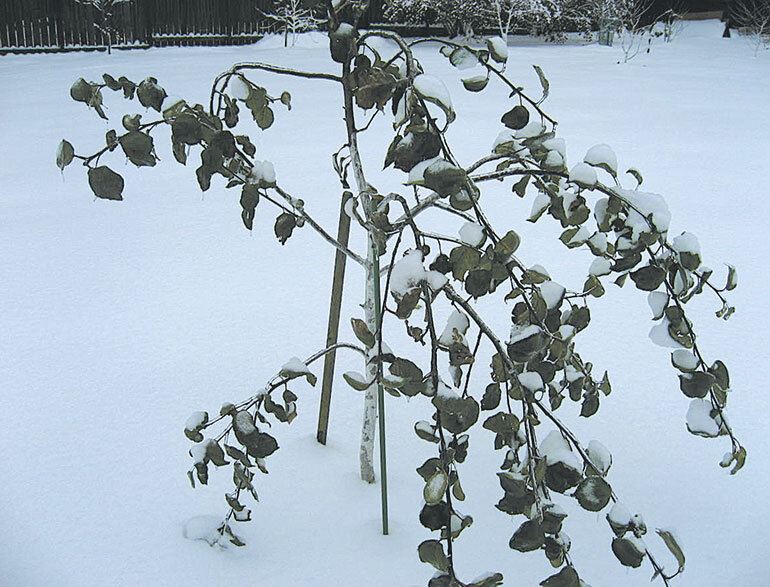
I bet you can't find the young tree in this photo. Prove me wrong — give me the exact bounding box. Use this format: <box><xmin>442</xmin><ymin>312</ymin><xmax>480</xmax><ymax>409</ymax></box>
<box><xmin>730</xmin><ymin>0</ymin><xmax>770</xmax><ymax>53</ymax></box>
<box><xmin>260</xmin><ymin>0</ymin><xmax>324</xmax><ymax>46</ymax></box>
<box><xmin>57</xmin><ymin>2</ymin><xmax>745</xmax><ymax>585</ymax></box>
<box><xmin>73</xmin><ymin>0</ymin><xmax>129</xmax><ymax>54</ymax></box>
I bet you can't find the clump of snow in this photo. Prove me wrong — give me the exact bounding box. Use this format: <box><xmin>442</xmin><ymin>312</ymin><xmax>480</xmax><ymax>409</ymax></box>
<box><xmin>413</xmin><ymin>74</ymin><xmax>453</xmax><ymax>115</ymax></box>
<box><xmin>407</xmin><ymin>156</ymin><xmax>442</xmax><ymax>184</ymax></box>
<box><xmin>564</xmin><ymin>365</ymin><xmax>582</xmax><ymax>382</ymax></box>
<box><xmin>390</xmin><ymin>250</ymin><xmax>427</xmax><ymax>295</ymax></box>
<box><xmin>189</xmin><ymin>442</ymin><xmax>208</xmax><ymax>464</ymax></box>
<box><xmin>587</xmin><ymin>232</ymin><xmax>608</xmax><ymax>254</ymax></box>
<box><xmin>183</xmin><ymin>515</ymin><xmax>225</xmax><ymax>546</ymax></box>
<box><xmin>426</xmin><ymin>270</ymin><xmax>448</xmax><ymax>292</ymax></box>
<box><xmin>185</xmin><ymin>411</ymin><xmax>208</xmax><ymax>431</ymax></box>
<box><xmin>615</xmin><ymin>188</ymin><xmax>672</xmax><ymax>238</ymax></box>
<box><xmin>486</xmin><ymin>36</ymin><xmax>509</xmax><ymax>62</ymax></box>
<box><xmin>436</xmin><ymin>380</ymin><xmax>461</xmax><ymax>401</ymax></box>
<box><xmin>529</xmin><ymin>193</ymin><xmax>550</xmax><ymax>220</ymax></box>
<box><xmin>672</xmin><ymin>349</ymin><xmax>699</xmax><ymax>371</ymax></box>
<box><xmin>567</xmin><ymin>226</ymin><xmax>590</xmax><ymax>246</ymax></box>
<box><xmin>439</xmin><ymin>309</ymin><xmax>470</xmax><ymax>347</ymax></box>
<box><xmin>586</xmin><ymin>440</ymin><xmax>612</xmax><ymax>475</ymax></box>
<box><xmin>558</xmin><ymin>324</ymin><xmax>576</xmax><ymax>340</ymax></box>
<box><xmin>281</xmin><ymin>356</ymin><xmax>312</xmax><ymax>375</ymax></box>
<box><xmin>607</xmin><ymin>502</ymin><xmax>632</xmax><ymax>528</ymax></box>
<box><xmin>509</xmin><ymin>323</ymin><xmax>542</xmax><ymax>345</ymax></box>
<box><xmin>515</xmin><ymin>120</ymin><xmax>546</xmax><ymax>139</ymax></box>
<box><xmin>542</xmin><ymin>137</ymin><xmax>566</xmax><ymax>159</ymax></box>
<box><xmin>250</xmin><ymin>160</ymin><xmax>276</xmax><ymax>186</ymax></box>
<box><xmin>539</xmin><ymin>430</ymin><xmax>581</xmax><ymax>470</ymax></box>
<box><xmin>544</xmin><ymin>151</ymin><xmax>564</xmax><ymax>168</ymax></box>
<box><xmin>584</xmin><ymin>144</ymin><xmax>618</xmax><ymax>174</ymax></box>
<box><xmin>527</xmin><ymin>264</ymin><xmax>550</xmax><ymax>279</ymax></box>
<box><xmin>519</xmin><ymin>371</ymin><xmax>544</xmax><ymax>391</ymax></box>
<box><xmin>569</xmin><ymin>162</ymin><xmax>597</xmax><ymax>187</ymax></box>
<box><xmin>673</xmin><ymin>231</ymin><xmax>701</xmax><ymax>255</ymax></box>
<box><xmin>493</xmin><ymin>129</ymin><xmax>517</xmax><ymax>150</ymax></box>
<box><xmin>589</xmin><ymin>257</ymin><xmax>612</xmax><ymax>276</ymax></box>
<box><xmin>229</xmin><ymin>76</ymin><xmax>251</xmax><ymax>100</ymax></box>
<box><xmin>649</xmin><ymin>318</ymin><xmax>684</xmax><ymax>348</ymax></box>
<box><xmin>647</xmin><ymin>291</ymin><xmax>668</xmax><ymax>320</ymax></box>
<box><xmin>459</xmin><ymin>222</ymin><xmax>485</xmax><ymax>247</ymax></box>
<box><xmin>686</xmin><ymin>399</ymin><xmax>724</xmax><ymax>437</ymax></box>
<box><xmin>540</xmin><ymin>280</ymin><xmax>566</xmax><ymax>309</ymax></box>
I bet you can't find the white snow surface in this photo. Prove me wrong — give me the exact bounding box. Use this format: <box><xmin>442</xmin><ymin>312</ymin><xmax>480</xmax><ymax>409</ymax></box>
<box><xmin>1</xmin><ymin>21</ymin><xmax>768</xmax><ymax>587</ymax></box>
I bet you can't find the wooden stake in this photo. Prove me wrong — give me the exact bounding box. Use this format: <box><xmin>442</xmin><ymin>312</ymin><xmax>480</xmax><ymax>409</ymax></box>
<box><xmin>316</xmin><ymin>191</ymin><xmax>352</xmax><ymax>445</ymax></box>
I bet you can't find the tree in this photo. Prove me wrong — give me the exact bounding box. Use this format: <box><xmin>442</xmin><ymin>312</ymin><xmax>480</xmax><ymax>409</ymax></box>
<box><xmin>56</xmin><ymin>2</ymin><xmax>745</xmax><ymax>585</ymax></box>
<box><xmin>730</xmin><ymin>0</ymin><xmax>770</xmax><ymax>53</ymax></box>
<box><xmin>73</xmin><ymin>0</ymin><xmax>129</xmax><ymax>54</ymax></box>
<box><xmin>259</xmin><ymin>0</ymin><xmax>324</xmax><ymax>46</ymax></box>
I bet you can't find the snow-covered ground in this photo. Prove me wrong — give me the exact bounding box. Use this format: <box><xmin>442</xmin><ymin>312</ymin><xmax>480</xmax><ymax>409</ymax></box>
<box><xmin>1</xmin><ymin>20</ymin><xmax>768</xmax><ymax>587</ymax></box>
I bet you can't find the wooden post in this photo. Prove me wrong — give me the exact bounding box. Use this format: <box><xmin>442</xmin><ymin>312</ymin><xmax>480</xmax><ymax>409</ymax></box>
<box><xmin>316</xmin><ymin>191</ymin><xmax>352</xmax><ymax>445</ymax></box>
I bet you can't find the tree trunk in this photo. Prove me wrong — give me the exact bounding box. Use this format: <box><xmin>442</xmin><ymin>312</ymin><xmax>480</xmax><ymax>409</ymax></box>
<box><xmin>339</xmin><ymin>54</ymin><xmax>378</xmax><ymax>483</ymax></box>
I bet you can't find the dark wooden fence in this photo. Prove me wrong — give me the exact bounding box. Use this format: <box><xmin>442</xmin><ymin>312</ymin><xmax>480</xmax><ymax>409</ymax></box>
<box><xmin>0</xmin><ymin>0</ymin><xmax>279</xmax><ymax>53</ymax></box>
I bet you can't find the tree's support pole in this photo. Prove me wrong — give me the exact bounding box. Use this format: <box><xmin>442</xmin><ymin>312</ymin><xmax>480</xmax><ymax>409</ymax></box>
<box><xmin>317</xmin><ymin>191</ymin><xmax>352</xmax><ymax>446</ymax></box>
<box><xmin>371</xmin><ymin>232</ymin><xmax>389</xmax><ymax>535</ymax></box>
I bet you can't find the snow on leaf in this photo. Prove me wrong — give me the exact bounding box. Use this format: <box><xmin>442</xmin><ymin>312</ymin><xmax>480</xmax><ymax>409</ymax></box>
<box><xmin>439</xmin><ymin>309</ymin><xmax>470</xmax><ymax>347</ymax></box>
<box><xmin>540</xmin><ymin>281</ymin><xmax>566</xmax><ymax>310</ymax></box>
<box><xmin>569</xmin><ymin>162</ymin><xmax>597</xmax><ymax>188</ymax></box>
<box><xmin>584</xmin><ymin>143</ymin><xmax>618</xmax><ymax>174</ymax></box>
<box><xmin>413</xmin><ymin>74</ymin><xmax>455</xmax><ymax>123</ymax></box>
<box><xmin>486</xmin><ymin>37</ymin><xmax>509</xmax><ymax>63</ymax></box>
<box><xmin>459</xmin><ymin>222</ymin><xmax>485</xmax><ymax>247</ymax></box>
<box><xmin>519</xmin><ymin>371</ymin><xmax>544</xmax><ymax>391</ymax></box>
<box><xmin>647</xmin><ymin>291</ymin><xmax>669</xmax><ymax>320</ymax></box>
<box><xmin>390</xmin><ymin>249</ymin><xmax>427</xmax><ymax>296</ymax></box>
<box><xmin>686</xmin><ymin>398</ymin><xmax>724</xmax><ymax>437</ymax></box>
<box><xmin>589</xmin><ymin>257</ymin><xmax>612</xmax><ymax>277</ymax></box>
<box><xmin>424</xmin><ymin>470</ymin><xmax>449</xmax><ymax>505</ymax></box>
<box><xmin>649</xmin><ymin>318</ymin><xmax>685</xmax><ymax>349</ymax></box>
<box><xmin>539</xmin><ymin>430</ymin><xmax>581</xmax><ymax>470</ymax></box>
<box><xmin>671</xmin><ymin>349</ymin><xmax>699</xmax><ymax>372</ymax></box>
<box><xmin>586</xmin><ymin>440</ymin><xmax>612</xmax><ymax>475</ymax></box>
<box><xmin>279</xmin><ymin>357</ymin><xmax>317</xmax><ymax>386</ymax></box>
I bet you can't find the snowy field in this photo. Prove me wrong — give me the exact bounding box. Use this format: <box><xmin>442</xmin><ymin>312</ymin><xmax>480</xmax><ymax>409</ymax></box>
<box><xmin>1</xmin><ymin>19</ymin><xmax>769</xmax><ymax>587</ymax></box>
